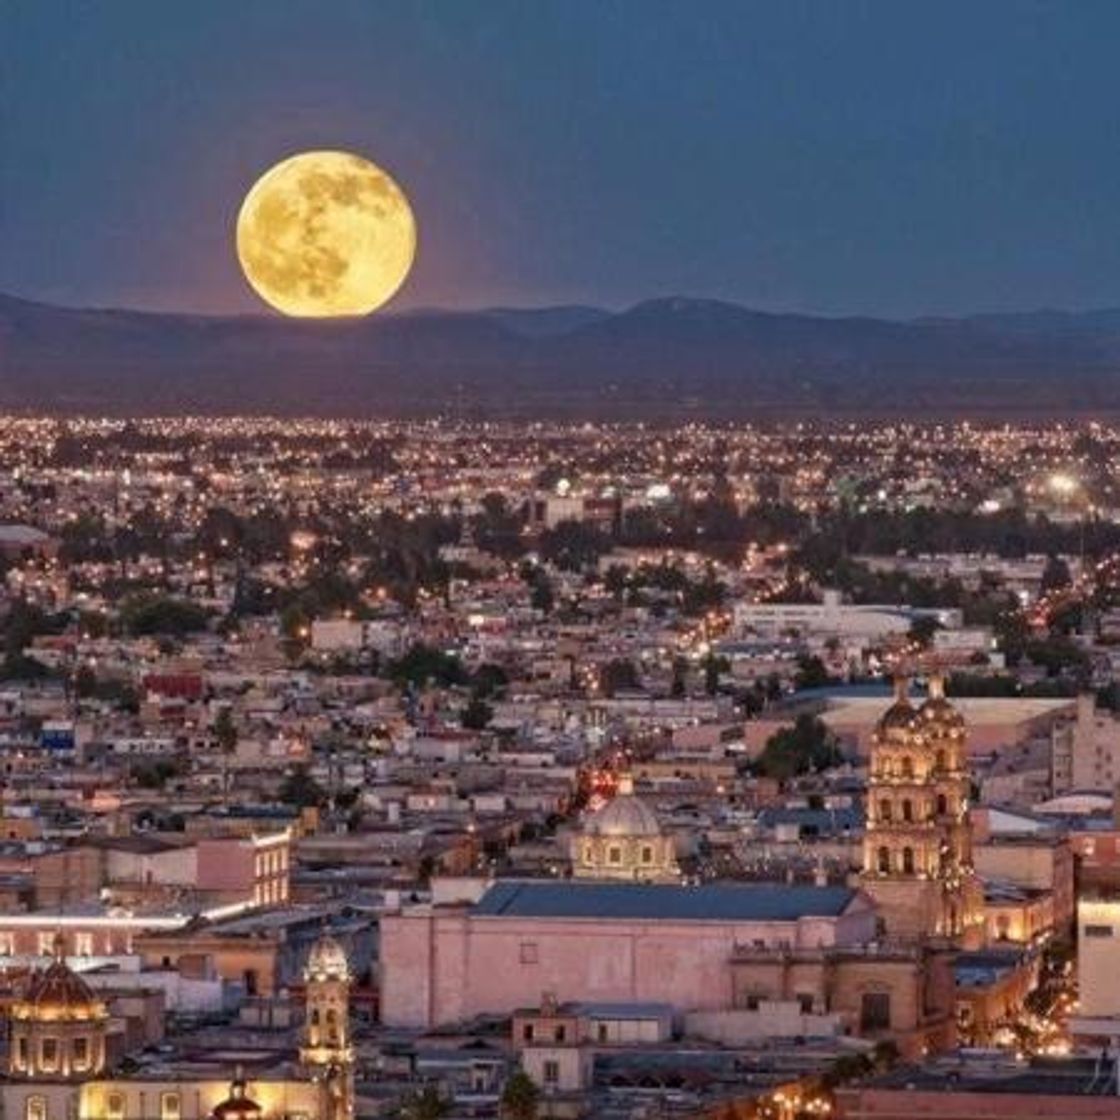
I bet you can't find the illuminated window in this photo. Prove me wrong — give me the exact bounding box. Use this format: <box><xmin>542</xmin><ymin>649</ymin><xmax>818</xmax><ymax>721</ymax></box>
<box><xmin>73</xmin><ymin>1037</ymin><xmax>89</xmax><ymax>1070</ymax></box>
<box><xmin>75</xmin><ymin>932</ymin><xmax>93</xmax><ymax>957</ymax></box>
<box><xmin>0</xmin><ymin>932</ymin><xmax>13</xmax><ymax>955</ymax></box>
<box><xmin>160</xmin><ymin>1093</ymin><xmax>180</xmax><ymax>1120</ymax></box>
<box><xmin>16</xmin><ymin>1037</ymin><xmax>28</xmax><ymax>1070</ymax></box>
<box><xmin>106</xmin><ymin>1093</ymin><xmax>125</xmax><ymax>1120</ymax></box>
<box><xmin>26</xmin><ymin>1096</ymin><xmax>47</xmax><ymax>1120</ymax></box>
<box><xmin>39</xmin><ymin>1038</ymin><xmax>58</xmax><ymax>1071</ymax></box>
<box><xmin>38</xmin><ymin>932</ymin><xmax>56</xmax><ymax>957</ymax></box>
<box><xmin>900</xmin><ymin>756</ymin><xmax>914</xmax><ymax>780</ymax></box>
<box><xmin>879</xmin><ymin>800</ymin><xmax>892</xmax><ymax>822</ymax></box>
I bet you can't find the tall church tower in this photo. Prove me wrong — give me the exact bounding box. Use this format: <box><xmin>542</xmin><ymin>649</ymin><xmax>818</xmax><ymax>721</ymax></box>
<box><xmin>300</xmin><ymin>932</ymin><xmax>354</xmax><ymax>1120</ymax></box>
<box><xmin>861</xmin><ymin>674</ymin><xmax>984</xmax><ymax>947</ymax></box>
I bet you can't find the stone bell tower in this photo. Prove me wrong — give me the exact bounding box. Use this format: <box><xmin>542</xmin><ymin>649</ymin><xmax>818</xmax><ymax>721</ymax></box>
<box><xmin>860</xmin><ymin>674</ymin><xmax>984</xmax><ymax>947</ymax></box>
<box><xmin>300</xmin><ymin>931</ymin><xmax>354</xmax><ymax>1120</ymax></box>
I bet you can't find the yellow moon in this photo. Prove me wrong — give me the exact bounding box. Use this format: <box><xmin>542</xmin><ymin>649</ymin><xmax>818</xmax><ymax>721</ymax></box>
<box><xmin>236</xmin><ymin>150</ymin><xmax>416</xmax><ymax>317</ymax></box>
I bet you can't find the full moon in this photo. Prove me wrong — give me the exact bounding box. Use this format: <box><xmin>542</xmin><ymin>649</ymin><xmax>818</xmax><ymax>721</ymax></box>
<box><xmin>236</xmin><ymin>150</ymin><xmax>416</xmax><ymax>317</ymax></box>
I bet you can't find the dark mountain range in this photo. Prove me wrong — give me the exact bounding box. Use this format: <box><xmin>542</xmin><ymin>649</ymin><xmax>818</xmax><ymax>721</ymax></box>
<box><xmin>4</xmin><ymin>292</ymin><xmax>1120</xmax><ymax>418</ymax></box>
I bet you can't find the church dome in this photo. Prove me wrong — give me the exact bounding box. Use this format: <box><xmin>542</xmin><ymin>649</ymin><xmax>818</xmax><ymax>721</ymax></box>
<box><xmin>584</xmin><ymin>791</ymin><xmax>661</xmax><ymax>839</ymax></box>
<box><xmin>211</xmin><ymin>1076</ymin><xmax>262</xmax><ymax>1120</ymax></box>
<box><xmin>305</xmin><ymin>931</ymin><xmax>350</xmax><ymax>982</ymax></box>
<box><xmin>11</xmin><ymin>935</ymin><xmax>107</xmax><ymax>1023</ymax></box>
<box><xmin>876</xmin><ymin>676</ymin><xmax>919</xmax><ymax>736</ymax></box>
<box><xmin>917</xmin><ymin>674</ymin><xmax>964</xmax><ymax>735</ymax></box>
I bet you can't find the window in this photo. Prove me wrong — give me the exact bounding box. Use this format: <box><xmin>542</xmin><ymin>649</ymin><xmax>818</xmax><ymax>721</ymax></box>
<box><xmin>523</xmin><ymin>1024</ymin><xmax>535</xmax><ymax>1042</ymax></box>
<box><xmin>641</xmin><ymin>846</ymin><xmax>652</xmax><ymax>864</ymax></box>
<box><xmin>608</xmin><ymin>847</ymin><xmax>622</xmax><ymax>864</ymax></box>
<box><xmin>877</xmin><ymin>846</ymin><xmax>890</xmax><ymax>874</ymax></box>
<box><xmin>106</xmin><ymin>1094</ymin><xmax>125</xmax><ymax>1120</ymax></box>
<box><xmin>879</xmin><ymin>800</ymin><xmax>892</xmax><ymax>822</ymax></box>
<box><xmin>16</xmin><ymin>1037</ymin><xmax>27</xmax><ymax>1070</ymax></box>
<box><xmin>40</xmin><ymin>1038</ymin><xmax>58</xmax><ymax>1071</ymax></box>
<box><xmin>902</xmin><ymin>847</ymin><xmax>915</xmax><ymax>875</ymax></box>
<box><xmin>519</xmin><ymin>942</ymin><xmax>539</xmax><ymax>965</ymax></box>
<box><xmin>543</xmin><ymin>1059</ymin><xmax>560</xmax><ymax>1085</ymax></box>
<box><xmin>900</xmin><ymin>756</ymin><xmax>914</xmax><ymax>779</ymax></box>
<box><xmin>797</xmin><ymin>993</ymin><xmax>814</xmax><ymax>1014</ymax></box>
<box><xmin>26</xmin><ymin>1097</ymin><xmax>47</xmax><ymax>1120</ymax></box>
<box><xmin>75</xmin><ymin>932</ymin><xmax>93</xmax><ymax>957</ymax></box>
<box><xmin>745</xmin><ymin>994</ymin><xmax>762</xmax><ymax>1011</ymax></box>
<box><xmin>38</xmin><ymin>932</ymin><xmax>56</xmax><ymax>957</ymax></box>
<box><xmin>936</xmin><ymin>794</ymin><xmax>948</xmax><ymax>817</ymax></box>
<box><xmin>243</xmin><ymin>969</ymin><xmax>258</xmax><ymax>996</ymax></box>
<box><xmin>0</xmin><ymin>932</ymin><xmax>14</xmax><ymax>955</ymax></box>
<box><xmin>1084</xmin><ymin>924</ymin><xmax>1114</xmax><ymax>938</ymax></box>
<box><xmin>860</xmin><ymin>992</ymin><xmax>891</xmax><ymax>1032</ymax></box>
<box><xmin>935</xmin><ymin>750</ymin><xmax>946</xmax><ymax>772</ymax></box>
<box><xmin>73</xmin><ymin>1036</ymin><xmax>89</xmax><ymax>1069</ymax></box>
<box><xmin>326</xmin><ymin>1008</ymin><xmax>339</xmax><ymax>1044</ymax></box>
<box><xmin>902</xmin><ymin>799</ymin><xmax>913</xmax><ymax>822</ymax></box>
<box><xmin>160</xmin><ymin>1095</ymin><xmax>180</xmax><ymax>1120</ymax></box>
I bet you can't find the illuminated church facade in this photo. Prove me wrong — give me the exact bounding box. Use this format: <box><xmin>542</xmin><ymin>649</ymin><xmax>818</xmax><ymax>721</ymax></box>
<box><xmin>1</xmin><ymin>932</ymin><xmax>354</xmax><ymax>1120</ymax></box>
<box><xmin>859</xmin><ymin>674</ymin><xmax>985</xmax><ymax>948</ymax></box>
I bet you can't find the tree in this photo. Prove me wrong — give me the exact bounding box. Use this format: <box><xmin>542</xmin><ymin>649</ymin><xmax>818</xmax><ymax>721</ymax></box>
<box><xmin>702</xmin><ymin>653</ymin><xmax>730</xmax><ymax>696</ymax></box>
<box><xmin>214</xmin><ymin>707</ymin><xmax>238</xmax><ymax>803</ymax></box>
<box><xmin>1040</xmin><ymin>553</ymin><xmax>1073</xmax><ymax>595</ymax></box>
<box><xmin>278</xmin><ymin>764</ymin><xmax>327</xmax><ymax>809</ymax></box>
<box><xmin>529</xmin><ymin>573</ymin><xmax>555</xmax><ymax>615</ymax></box>
<box><xmin>793</xmin><ymin>655</ymin><xmax>831</xmax><ymax>691</ymax></box>
<box><xmin>398</xmin><ymin>1084</ymin><xmax>452</xmax><ymax>1120</ymax></box>
<box><xmin>757</xmin><ymin>714</ymin><xmax>842</xmax><ymax>782</ymax></box>
<box><xmin>461</xmin><ymin>696</ymin><xmax>493</xmax><ymax>731</ymax></box>
<box><xmin>907</xmin><ymin>614</ymin><xmax>942</xmax><ymax>648</ymax></box>
<box><xmin>500</xmin><ymin>1070</ymin><xmax>540</xmax><ymax>1120</ymax></box>
<box><xmin>600</xmin><ymin>658</ymin><xmax>640</xmax><ymax>697</ymax></box>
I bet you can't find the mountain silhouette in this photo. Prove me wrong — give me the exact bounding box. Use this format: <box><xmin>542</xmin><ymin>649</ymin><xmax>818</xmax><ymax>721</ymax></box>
<box><xmin>4</xmin><ymin>292</ymin><xmax>1120</xmax><ymax>418</ymax></box>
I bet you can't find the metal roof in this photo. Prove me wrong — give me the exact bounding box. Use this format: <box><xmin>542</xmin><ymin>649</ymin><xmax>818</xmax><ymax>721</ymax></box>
<box><xmin>472</xmin><ymin>880</ymin><xmax>857</xmax><ymax>921</ymax></box>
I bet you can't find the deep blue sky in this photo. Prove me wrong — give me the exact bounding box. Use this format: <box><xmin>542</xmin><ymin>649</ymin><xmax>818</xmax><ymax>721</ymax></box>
<box><xmin>5</xmin><ymin>1</ymin><xmax>1120</xmax><ymax>317</ymax></box>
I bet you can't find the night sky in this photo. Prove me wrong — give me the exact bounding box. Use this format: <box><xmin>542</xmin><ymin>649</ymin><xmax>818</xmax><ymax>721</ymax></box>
<box><xmin>6</xmin><ymin>1</ymin><xmax>1120</xmax><ymax>317</ymax></box>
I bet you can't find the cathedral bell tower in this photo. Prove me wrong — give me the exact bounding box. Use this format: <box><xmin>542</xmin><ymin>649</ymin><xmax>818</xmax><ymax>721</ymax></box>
<box><xmin>860</xmin><ymin>674</ymin><xmax>984</xmax><ymax>947</ymax></box>
<box><xmin>300</xmin><ymin>932</ymin><xmax>354</xmax><ymax>1120</ymax></box>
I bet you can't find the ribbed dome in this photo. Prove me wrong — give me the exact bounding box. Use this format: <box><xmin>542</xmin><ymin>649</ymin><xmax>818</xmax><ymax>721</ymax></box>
<box><xmin>876</xmin><ymin>676</ymin><xmax>919</xmax><ymax>735</ymax></box>
<box><xmin>585</xmin><ymin>793</ymin><xmax>662</xmax><ymax>839</ymax></box>
<box><xmin>305</xmin><ymin>931</ymin><xmax>350</xmax><ymax>981</ymax></box>
<box><xmin>11</xmin><ymin>935</ymin><xmax>107</xmax><ymax>1023</ymax></box>
<box><xmin>917</xmin><ymin>674</ymin><xmax>964</xmax><ymax>734</ymax></box>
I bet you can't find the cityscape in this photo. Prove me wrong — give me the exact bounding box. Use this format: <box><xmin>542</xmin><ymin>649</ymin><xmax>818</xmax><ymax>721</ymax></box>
<box><xmin>7</xmin><ymin>4</ymin><xmax>1120</xmax><ymax>1120</ymax></box>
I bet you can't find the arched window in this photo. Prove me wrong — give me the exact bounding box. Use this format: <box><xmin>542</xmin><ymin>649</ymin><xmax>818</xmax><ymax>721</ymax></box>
<box><xmin>26</xmin><ymin>1098</ymin><xmax>47</xmax><ymax>1120</ymax></box>
<box><xmin>902</xmin><ymin>799</ymin><xmax>913</xmax><ymax>822</ymax></box>
<box><xmin>877</xmin><ymin>846</ymin><xmax>890</xmax><ymax>874</ymax></box>
<box><xmin>326</xmin><ymin>1007</ymin><xmax>339</xmax><ymax>1045</ymax></box>
<box><xmin>902</xmin><ymin>847</ymin><xmax>915</xmax><ymax>874</ymax></box>
<box><xmin>879</xmin><ymin>799</ymin><xmax>892</xmax><ymax>822</ymax></box>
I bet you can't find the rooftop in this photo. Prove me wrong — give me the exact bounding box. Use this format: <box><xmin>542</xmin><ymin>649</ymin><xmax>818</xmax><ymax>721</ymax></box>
<box><xmin>472</xmin><ymin>880</ymin><xmax>858</xmax><ymax>921</ymax></box>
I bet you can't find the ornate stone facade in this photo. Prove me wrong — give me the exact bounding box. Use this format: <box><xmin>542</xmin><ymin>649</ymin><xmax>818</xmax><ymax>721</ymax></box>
<box><xmin>860</xmin><ymin>674</ymin><xmax>984</xmax><ymax>947</ymax></box>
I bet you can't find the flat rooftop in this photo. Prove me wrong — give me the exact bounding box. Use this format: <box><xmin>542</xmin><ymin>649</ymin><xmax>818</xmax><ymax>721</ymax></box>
<box><xmin>472</xmin><ymin>880</ymin><xmax>857</xmax><ymax>921</ymax></box>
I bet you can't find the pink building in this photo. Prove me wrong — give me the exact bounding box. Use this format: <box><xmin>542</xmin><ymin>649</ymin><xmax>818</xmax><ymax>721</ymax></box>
<box><xmin>379</xmin><ymin>880</ymin><xmax>876</xmax><ymax>1028</ymax></box>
